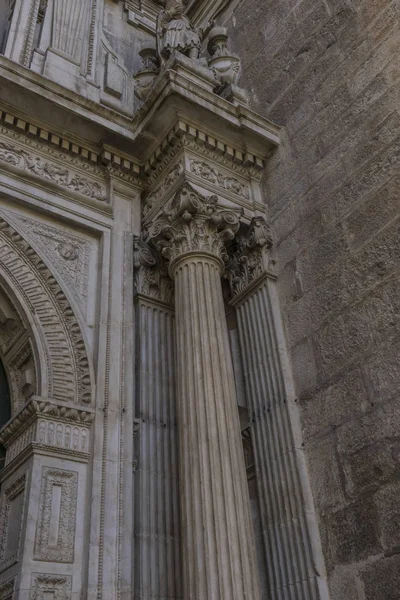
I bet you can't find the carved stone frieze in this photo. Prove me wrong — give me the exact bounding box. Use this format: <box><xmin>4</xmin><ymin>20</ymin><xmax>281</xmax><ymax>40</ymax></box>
<box><xmin>34</xmin><ymin>467</ymin><xmax>78</xmax><ymax>563</ymax></box>
<box><xmin>30</xmin><ymin>573</ymin><xmax>72</xmax><ymax>600</ymax></box>
<box><xmin>144</xmin><ymin>161</ymin><xmax>184</xmax><ymax>217</ymax></box>
<box><xmin>133</xmin><ymin>237</ymin><xmax>173</xmax><ymax>305</ymax></box>
<box><xmin>189</xmin><ymin>158</ymin><xmax>250</xmax><ymax>199</ymax></box>
<box><xmin>0</xmin><ymin>397</ymin><xmax>94</xmax><ymax>453</ymax></box>
<box><xmin>0</xmin><ymin>136</ymin><xmax>106</xmax><ymax>202</ymax></box>
<box><xmin>0</xmin><ymin>217</ymin><xmax>93</xmax><ymax>405</ymax></box>
<box><xmin>0</xmin><ymin>473</ymin><xmax>27</xmax><ymax>573</ymax></box>
<box><xmin>226</xmin><ymin>216</ymin><xmax>274</xmax><ymax>297</ymax></box>
<box><xmin>145</xmin><ymin>182</ymin><xmax>242</xmax><ymax>269</ymax></box>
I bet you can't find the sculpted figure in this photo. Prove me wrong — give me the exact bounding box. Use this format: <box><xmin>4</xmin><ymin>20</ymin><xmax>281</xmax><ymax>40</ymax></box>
<box><xmin>156</xmin><ymin>0</ymin><xmax>201</xmax><ymax>62</ymax></box>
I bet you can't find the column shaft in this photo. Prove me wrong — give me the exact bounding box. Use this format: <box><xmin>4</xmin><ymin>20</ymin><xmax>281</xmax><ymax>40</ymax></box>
<box><xmin>135</xmin><ymin>297</ymin><xmax>182</xmax><ymax>600</ymax></box>
<box><xmin>234</xmin><ymin>278</ymin><xmax>327</xmax><ymax>600</ymax></box>
<box><xmin>173</xmin><ymin>254</ymin><xmax>260</xmax><ymax>600</ymax></box>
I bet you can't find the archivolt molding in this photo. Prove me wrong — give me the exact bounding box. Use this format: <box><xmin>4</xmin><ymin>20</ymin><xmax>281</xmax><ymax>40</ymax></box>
<box><xmin>0</xmin><ymin>216</ymin><xmax>93</xmax><ymax>407</ymax></box>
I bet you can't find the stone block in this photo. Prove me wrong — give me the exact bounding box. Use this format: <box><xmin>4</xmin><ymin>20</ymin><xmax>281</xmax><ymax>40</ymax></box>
<box><xmin>290</xmin><ymin>337</ymin><xmax>318</xmax><ymax>396</ymax></box>
<box><xmin>299</xmin><ymin>368</ymin><xmax>368</xmax><ymax>439</ymax></box>
<box><xmin>343</xmin><ymin>441</ymin><xmax>397</xmax><ymax>497</ymax></box>
<box><xmin>361</xmin><ymin>555</ymin><xmax>400</xmax><ymax>600</ymax></box>
<box><xmin>343</xmin><ymin>173</ymin><xmax>400</xmax><ymax>250</ymax></box>
<box><xmin>375</xmin><ymin>482</ymin><xmax>400</xmax><ymax>553</ymax></box>
<box><xmin>297</xmin><ymin>223</ymin><xmax>348</xmax><ymax>293</ymax></box>
<box><xmin>306</xmin><ymin>435</ymin><xmax>346</xmax><ymax>513</ymax></box>
<box><xmin>323</xmin><ymin>499</ymin><xmax>380</xmax><ymax>567</ymax></box>
<box><xmin>328</xmin><ymin>565</ymin><xmax>362</xmax><ymax>600</ymax></box>
<box><xmin>364</xmin><ymin>331</ymin><xmax>400</xmax><ymax>404</ymax></box>
<box><xmin>337</xmin><ymin>397</ymin><xmax>400</xmax><ymax>455</ymax></box>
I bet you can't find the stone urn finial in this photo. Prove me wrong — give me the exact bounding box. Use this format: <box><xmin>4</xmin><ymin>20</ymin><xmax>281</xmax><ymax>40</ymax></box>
<box><xmin>207</xmin><ymin>26</ymin><xmax>240</xmax><ymax>86</ymax></box>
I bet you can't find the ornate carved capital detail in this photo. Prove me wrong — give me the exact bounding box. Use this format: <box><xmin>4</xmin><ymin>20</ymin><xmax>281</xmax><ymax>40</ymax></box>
<box><xmin>227</xmin><ymin>216</ymin><xmax>273</xmax><ymax>296</ymax></box>
<box><xmin>133</xmin><ymin>237</ymin><xmax>174</xmax><ymax>305</ymax></box>
<box><xmin>145</xmin><ymin>183</ymin><xmax>242</xmax><ymax>271</ymax></box>
<box><xmin>0</xmin><ymin>397</ymin><xmax>95</xmax><ymax>448</ymax></box>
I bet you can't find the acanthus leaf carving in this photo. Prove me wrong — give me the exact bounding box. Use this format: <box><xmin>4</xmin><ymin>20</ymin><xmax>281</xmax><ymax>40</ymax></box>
<box><xmin>145</xmin><ymin>182</ymin><xmax>242</xmax><ymax>269</ymax></box>
<box><xmin>226</xmin><ymin>216</ymin><xmax>273</xmax><ymax>296</ymax></box>
<box><xmin>133</xmin><ymin>237</ymin><xmax>174</xmax><ymax>305</ymax></box>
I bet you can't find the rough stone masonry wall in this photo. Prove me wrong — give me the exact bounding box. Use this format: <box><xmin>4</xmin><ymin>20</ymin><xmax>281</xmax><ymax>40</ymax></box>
<box><xmin>228</xmin><ymin>1</ymin><xmax>400</xmax><ymax>598</ymax></box>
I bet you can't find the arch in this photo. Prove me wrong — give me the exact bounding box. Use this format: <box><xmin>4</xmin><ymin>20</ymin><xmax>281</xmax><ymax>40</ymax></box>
<box><xmin>0</xmin><ymin>215</ymin><xmax>93</xmax><ymax>407</ymax></box>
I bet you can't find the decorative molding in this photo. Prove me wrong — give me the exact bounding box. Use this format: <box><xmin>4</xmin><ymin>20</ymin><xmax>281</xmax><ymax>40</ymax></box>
<box><xmin>10</xmin><ymin>214</ymin><xmax>91</xmax><ymax>312</ymax></box>
<box><xmin>143</xmin><ymin>121</ymin><xmax>264</xmax><ymax>176</ymax></box>
<box><xmin>0</xmin><ymin>398</ymin><xmax>95</xmax><ymax>447</ymax></box>
<box><xmin>0</xmin><ymin>110</ymin><xmax>99</xmax><ymax>164</ymax></box>
<box><xmin>20</xmin><ymin>0</ymin><xmax>42</xmax><ymax>67</ymax></box>
<box><xmin>30</xmin><ymin>573</ymin><xmax>72</xmax><ymax>600</ymax></box>
<box><xmin>133</xmin><ymin>237</ymin><xmax>173</xmax><ymax>305</ymax></box>
<box><xmin>226</xmin><ymin>216</ymin><xmax>274</xmax><ymax>297</ymax></box>
<box><xmin>7</xmin><ymin>337</ymin><xmax>36</xmax><ymax>413</ymax></box>
<box><xmin>145</xmin><ymin>182</ymin><xmax>242</xmax><ymax>269</ymax></box>
<box><xmin>0</xmin><ymin>139</ymin><xmax>106</xmax><ymax>202</ymax></box>
<box><xmin>189</xmin><ymin>158</ymin><xmax>250</xmax><ymax>199</ymax></box>
<box><xmin>34</xmin><ymin>467</ymin><xmax>78</xmax><ymax>563</ymax></box>
<box><xmin>51</xmin><ymin>0</ymin><xmax>91</xmax><ymax>64</ymax></box>
<box><xmin>0</xmin><ymin>472</ymin><xmax>27</xmax><ymax>573</ymax></box>
<box><xmin>0</xmin><ymin>578</ymin><xmax>15</xmax><ymax>600</ymax></box>
<box><xmin>143</xmin><ymin>161</ymin><xmax>184</xmax><ymax>217</ymax></box>
<box><xmin>0</xmin><ymin>216</ymin><xmax>93</xmax><ymax>405</ymax></box>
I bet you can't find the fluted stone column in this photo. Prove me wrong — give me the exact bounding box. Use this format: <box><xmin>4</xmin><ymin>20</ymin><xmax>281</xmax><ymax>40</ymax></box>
<box><xmin>228</xmin><ymin>218</ymin><xmax>329</xmax><ymax>600</ymax></box>
<box><xmin>147</xmin><ymin>184</ymin><xmax>261</xmax><ymax>600</ymax></box>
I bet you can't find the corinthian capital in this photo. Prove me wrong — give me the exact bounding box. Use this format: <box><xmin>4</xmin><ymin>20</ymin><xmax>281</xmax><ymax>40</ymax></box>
<box><xmin>145</xmin><ymin>183</ymin><xmax>242</xmax><ymax>271</ymax></box>
<box><xmin>133</xmin><ymin>236</ymin><xmax>174</xmax><ymax>304</ymax></box>
<box><xmin>227</xmin><ymin>216</ymin><xmax>273</xmax><ymax>296</ymax></box>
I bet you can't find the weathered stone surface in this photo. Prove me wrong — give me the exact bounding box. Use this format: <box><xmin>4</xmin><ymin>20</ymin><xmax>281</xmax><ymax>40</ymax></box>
<box><xmin>322</xmin><ymin>499</ymin><xmax>380</xmax><ymax>568</ymax></box>
<box><xmin>375</xmin><ymin>482</ymin><xmax>400</xmax><ymax>553</ymax></box>
<box><xmin>361</xmin><ymin>555</ymin><xmax>400</xmax><ymax>600</ymax></box>
<box><xmin>230</xmin><ymin>0</ymin><xmax>400</xmax><ymax>597</ymax></box>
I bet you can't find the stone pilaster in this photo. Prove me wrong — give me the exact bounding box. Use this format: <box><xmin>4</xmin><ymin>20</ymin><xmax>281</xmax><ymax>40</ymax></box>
<box><xmin>229</xmin><ymin>217</ymin><xmax>329</xmax><ymax>600</ymax></box>
<box><xmin>133</xmin><ymin>238</ymin><xmax>181</xmax><ymax>600</ymax></box>
<box><xmin>146</xmin><ymin>183</ymin><xmax>261</xmax><ymax>600</ymax></box>
<box><xmin>0</xmin><ymin>397</ymin><xmax>94</xmax><ymax>600</ymax></box>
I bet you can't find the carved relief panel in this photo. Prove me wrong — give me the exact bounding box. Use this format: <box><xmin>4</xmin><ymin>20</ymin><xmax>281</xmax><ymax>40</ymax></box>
<box><xmin>33</xmin><ymin>467</ymin><xmax>78</xmax><ymax>563</ymax></box>
<box><xmin>0</xmin><ymin>472</ymin><xmax>27</xmax><ymax>573</ymax></box>
<box><xmin>30</xmin><ymin>573</ymin><xmax>72</xmax><ymax>600</ymax></box>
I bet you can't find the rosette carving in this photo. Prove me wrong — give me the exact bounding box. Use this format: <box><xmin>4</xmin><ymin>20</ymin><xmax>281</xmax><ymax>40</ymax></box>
<box><xmin>145</xmin><ymin>183</ymin><xmax>242</xmax><ymax>270</ymax></box>
<box><xmin>227</xmin><ymin>216</ymin><xmax>273</xmax><ymax>296</ymax></box>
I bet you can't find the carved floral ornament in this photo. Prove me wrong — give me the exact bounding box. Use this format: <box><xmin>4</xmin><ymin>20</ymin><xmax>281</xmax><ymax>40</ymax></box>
<box><xmin>140</xmin><ymin>182</ymin><xmax>274</xmax><ymax>295</ymax></box>
<box><xmin>144</xmin><ymin>182</ymin><xmax>242</xmax><ymax>270</ymax></box>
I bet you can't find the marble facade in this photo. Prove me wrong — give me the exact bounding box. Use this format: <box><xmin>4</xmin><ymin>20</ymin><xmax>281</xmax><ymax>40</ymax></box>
<box><xmin>0</xmin><ymin>1</ymin><xmax>328</xmax><ymax>598</ymax></box>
